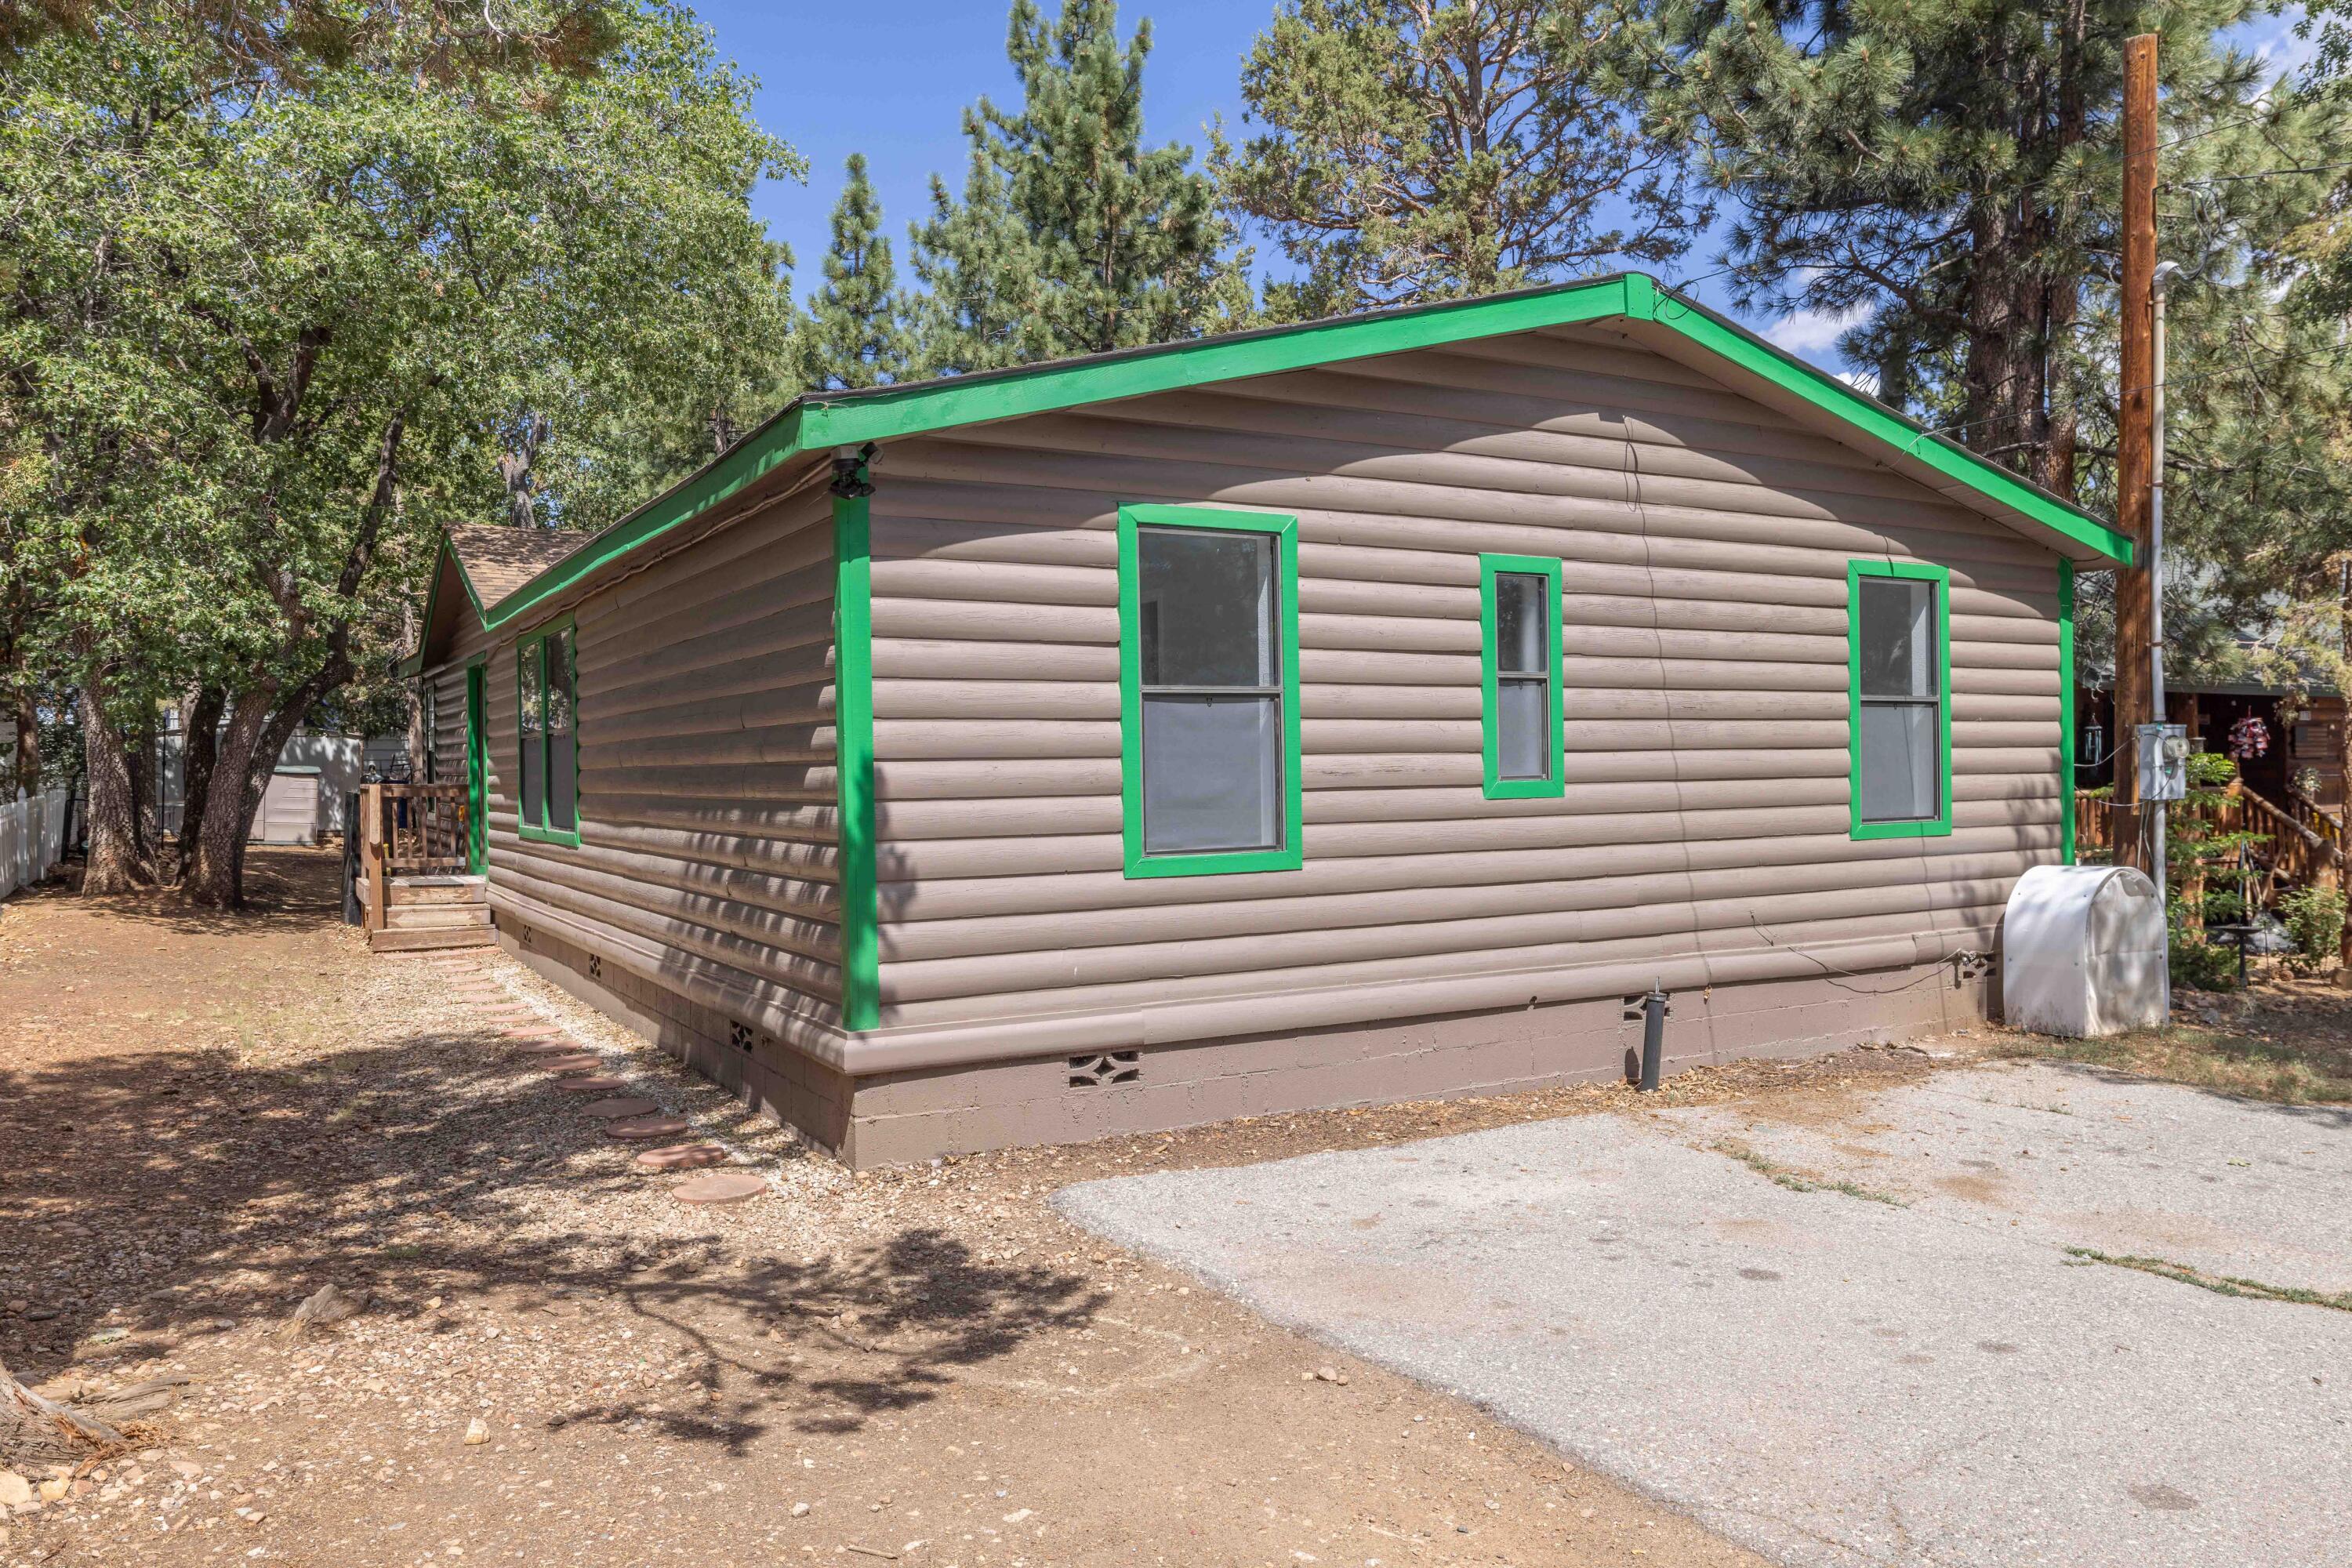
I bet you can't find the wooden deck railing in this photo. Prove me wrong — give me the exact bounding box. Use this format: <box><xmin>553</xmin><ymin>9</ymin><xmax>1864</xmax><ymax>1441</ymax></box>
<box><xmin>2072</xmin><ymin>780</ymin><xmax>2341</xmax><ymax>895</ymax></box>
<box><xmin>2285</xmin><ymin>786</ymin><xmax>2348</xmax><ymax>858</ymax></box>
<box><xmin>358</xmin><ymin>782</ymin><xmax>472</xmax><ymax>934</ymax></box>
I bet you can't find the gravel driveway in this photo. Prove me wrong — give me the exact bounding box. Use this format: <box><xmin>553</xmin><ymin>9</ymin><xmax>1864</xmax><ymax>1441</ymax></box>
<box><xmin>1057</xmin><ymin>1062</ymin><xmax>2352</xmax><ymax>1568</ymax></box>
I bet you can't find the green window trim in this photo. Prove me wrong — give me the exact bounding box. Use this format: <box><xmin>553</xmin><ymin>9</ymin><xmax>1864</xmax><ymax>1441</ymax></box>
<box><xmin>2059</xmin><ymin>557</ymin><xmax>2076</xmax><ymax>863</ymax></box>
<box><xmin>1479</xmin><ymin>555</ymin><xmax>1566</xmax><ymax>799</ymax></box>
<box><xmin>463</xmin><ymin>658</ymin><xmax>489</xmax><ymax>875</ymax></box>
<box><xmin>515</xmin><ymin>616</ymin><xmax>583</xmax><ymax>848</ymax></box>
<box><xmin>1117</xmin><ymin>503</ymin><xmax>1305</xmax><ymax>879</ymax></box>
<box><xmin>1846</xmin><ymin>560</ymin><xmax>1954</xmax><ymax>840</ymax></box>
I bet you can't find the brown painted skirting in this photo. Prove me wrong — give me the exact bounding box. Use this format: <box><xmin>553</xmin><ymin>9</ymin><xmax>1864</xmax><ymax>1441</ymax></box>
<box><xmin>498</xmin><ymin>918</ymin><xmax>852</xmax><ymax>1153</ymax></box>
<box><xmin>501</xmin><ymin>912</ymin><xmax>1991</xmax><ymax>1170</ymax></box>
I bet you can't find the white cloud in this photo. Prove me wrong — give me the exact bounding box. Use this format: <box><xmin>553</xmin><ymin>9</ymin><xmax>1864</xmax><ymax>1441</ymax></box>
<box><xmin>1764</xmin><ymin>302</ymin><xmax>1871</xmax><ymax>359</ymax></box>
<box><xmin>2238</xmin><ymin>6</ymin><xmax>2321</xmax><ymax>85</ymax></box>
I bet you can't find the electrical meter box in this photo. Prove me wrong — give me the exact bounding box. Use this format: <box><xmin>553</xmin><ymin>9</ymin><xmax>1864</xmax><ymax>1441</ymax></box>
<box><xmin>2136</xmin><ymin>724</ymin><xmax>2188</xmax><ymax>802</ymax></box>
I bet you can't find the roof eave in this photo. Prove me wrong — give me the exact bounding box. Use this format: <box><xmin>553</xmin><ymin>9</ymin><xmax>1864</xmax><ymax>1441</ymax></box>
<box><xmin>472</xmin><ymin>271</ymin><xmax>2129</xmax><ymax>633</ymax></box>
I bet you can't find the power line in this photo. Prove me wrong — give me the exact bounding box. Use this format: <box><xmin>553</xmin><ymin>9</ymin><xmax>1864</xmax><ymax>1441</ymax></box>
<box><xmin>2177</xmin><ymin>158</ymin><xmax>2352</xmax><ymax>185</ymax></box>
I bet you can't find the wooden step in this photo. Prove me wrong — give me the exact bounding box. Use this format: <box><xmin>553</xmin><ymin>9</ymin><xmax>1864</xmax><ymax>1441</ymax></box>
<box><xmin>386</xmin><ymin>902</ymin><xmax>492</xmax><ymax>931</ymax></box>
<box><xmin>369</xmin><ymin>924</ymin><xmax>496</xmax><ymax>953</ymax></box>
<box><xmin>389</xmin><ymin>874</ymin><xmax>488</xmax><ymax>906</ymax></box>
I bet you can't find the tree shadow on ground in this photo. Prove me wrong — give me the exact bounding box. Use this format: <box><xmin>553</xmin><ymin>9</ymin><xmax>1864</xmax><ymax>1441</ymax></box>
<box><xmin>19</xmin><ymin>847</ymin><xmax>347</xmax><ymax>938</ymax></box>
<box><xmin>0</xmin><ymin>1022</ymin><xmax>1102</xmax><ymax>1458</ymax></box>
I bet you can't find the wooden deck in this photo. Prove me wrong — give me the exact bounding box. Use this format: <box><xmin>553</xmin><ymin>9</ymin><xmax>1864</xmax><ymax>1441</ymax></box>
<box><xmin>358</xmin><ymin>783</ymin><xmax>492</xmax><ymax>953</ymax></box>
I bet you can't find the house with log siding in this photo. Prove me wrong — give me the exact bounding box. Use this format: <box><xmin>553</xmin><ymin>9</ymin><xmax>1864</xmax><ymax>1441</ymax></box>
<box><xmin>401</xmin><ymin>273</ymin><xmax>2133</xmax><ymax>1166</ymax></box>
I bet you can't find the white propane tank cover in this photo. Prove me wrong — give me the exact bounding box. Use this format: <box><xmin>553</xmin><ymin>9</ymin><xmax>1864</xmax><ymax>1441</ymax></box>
<box><xmin>2001</xmin><ymin>863</ymin><xmax>2168</xmax><ymax>1037</ymax></box>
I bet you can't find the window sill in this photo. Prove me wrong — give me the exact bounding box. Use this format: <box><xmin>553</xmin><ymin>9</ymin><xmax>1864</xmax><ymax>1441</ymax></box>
<box><xmin>1123</xmin><ymin>844</ymin><xmax>1303</xmax><ymax>879</ymax></box>
<box><xmin>518</xmin><ymin>824</ymin><xmax>583</xmax><ymax>848</ymax></box>
<box><xmin>1850</xmin><ymin>817</ymin><xmax>1953</xmax><ymax>841</ymax></box>
<box><xmin>1483</xmin><ymin>775</ymin><xmax>1565</xmax><ymax>801</ymax></box>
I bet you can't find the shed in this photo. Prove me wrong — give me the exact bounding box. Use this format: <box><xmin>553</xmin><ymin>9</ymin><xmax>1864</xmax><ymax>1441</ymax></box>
<box><xmin>254</xmin><ymin>766</ymin><xmax>322</xmax><ymax>847</ymax></box>
<box><xmin>403</xmin><ymin>273</ymin><xmax>2132</xmax><ymax>1167</ymax></box>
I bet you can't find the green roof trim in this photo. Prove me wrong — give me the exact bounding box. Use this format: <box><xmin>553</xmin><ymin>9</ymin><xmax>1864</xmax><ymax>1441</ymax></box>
<box><xmin>1642</xmin><ymin>294</ymin><xmax>2134</xmax><ymax>564</ymax></box>
<box><xmin>395</xmin><ymin>534</ymin><xmax>488</xmax><ymax>677</ymax></box>
<box><xmin>454</xmin><ymin>270</ymin><xmax>2127</xmax><ymax>643</ymax></box>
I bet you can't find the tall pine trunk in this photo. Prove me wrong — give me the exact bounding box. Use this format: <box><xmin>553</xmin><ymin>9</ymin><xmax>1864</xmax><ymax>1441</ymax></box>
<box><xmin>75</xmin><ymin>681</ymin><xmax>149</xmax><ymax>895</ymax></box>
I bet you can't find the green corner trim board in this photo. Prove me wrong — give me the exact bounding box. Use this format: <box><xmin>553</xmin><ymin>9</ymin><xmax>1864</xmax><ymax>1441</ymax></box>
<box><xmin>832</xmin><ymin>478</ymin><xmax>880</xmax><ymax>1033</ymax></box>
<box><xmin>432</xmin><ymin>270</ymin><xmax>2130</xmax><ymax>649</ymax></box>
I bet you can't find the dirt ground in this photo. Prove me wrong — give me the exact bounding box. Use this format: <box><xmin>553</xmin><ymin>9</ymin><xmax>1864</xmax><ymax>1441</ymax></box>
<box><xmin>5</xmin><ymin>848</ymin><xmax>2333</xmax><ymax>1568</ymax></box>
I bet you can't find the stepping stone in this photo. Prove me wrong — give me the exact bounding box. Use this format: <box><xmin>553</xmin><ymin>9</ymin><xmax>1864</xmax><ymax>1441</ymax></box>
<box><xmin>536</xmin><ymin>1052</ymin><xmax>602</xmax><ymax>1074</ymax></box>
<box><xmin>581</xmin><ymin>1096</ymin><xmax>659</xmax><ymax>1120</ymax></box>
<box><xmin>636</xmin><ymin>1142</ymin><xmax>728</xmax><ymax>1171</ymax></box>
<box><xmin>500</xmin><ymin>1025</ymin><xmax>553</xmax><ymax>1039</ymax></box>
<box><xmin>673</xmin><ymin>1171</ymin><xmax>766</xmax><ymax>1205</ymax></box>
<box><xmin>556</xmin><ymin>1074</ymin><xmax>628</xmax><ymax>1094</ymax></box>
<box><xmin>511</xmin><ymin>1039</ymin><xmax>579</xmax><ymax>1056</ymax></box>
<box><xmin>606</xmin><ymin>1114</ymin><xmax>690</xmax><ymax>1141</ymax></box>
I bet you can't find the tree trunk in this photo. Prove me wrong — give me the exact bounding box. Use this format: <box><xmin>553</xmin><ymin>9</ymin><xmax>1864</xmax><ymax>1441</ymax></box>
<box><xmin>7</xmin><ymin>684</ymin><xmax>35</xmax><ymax>797</ymax></box>
<box><xmin>183</xmin><ymin>658</ymin><xmax>350</xmax><ymax>908</ymax></box>
<box><xmin>174</xmin><ymin>684</ymin><xmax>227</xmax><ymax>882</ymax></box>
<box><xmin>2339</xmin><ymin>561</ymin><xmax>2351</xmax><ymax>976</ymax></box>
<box><xmin>128</xmin><ymin>704</ymin><xmax>158</xmax><ymax>868</ymax></box>
<box><xmin>180</xmin><ymin>691</ymin><xmax>276</xmax><ymax>908</ymax></box>
<box><xmin>75</xmin><ymin>683</ymin><xmax>150</xmax><ymax>895</ymax></box>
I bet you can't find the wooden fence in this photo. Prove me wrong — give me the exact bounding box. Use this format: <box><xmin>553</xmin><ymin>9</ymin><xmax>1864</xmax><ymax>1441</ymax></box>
<box><xmin>0</xmin><ymin>789</ymin><xmax>70</xmax><ymax>902</ymax></box>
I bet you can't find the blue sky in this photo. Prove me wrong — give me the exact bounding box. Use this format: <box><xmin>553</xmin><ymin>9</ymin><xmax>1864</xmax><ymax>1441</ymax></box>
<box><xmin>691</xmin><ymin>0</ymin><xmax>2319</xmax><ymax>376</ymax></box>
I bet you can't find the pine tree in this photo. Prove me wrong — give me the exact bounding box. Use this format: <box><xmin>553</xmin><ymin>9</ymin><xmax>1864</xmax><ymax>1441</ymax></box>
<box><xmin>909</xmin><ymin>0</ymin><xmax>1252</xmax><ymax>375</ymax></box>
<box><xmin>1650</xmin><ymin>1</ymin><xmax>2339</xmax><ymax>499</ymax></box>
<box><xmin>1217</xmin><ymin>0</ymin><xmax>1709</xmax><ymax>318</ymax></box>
<box><xmin>804</xmin><ymin>154</ymin><xmax>910</xmax><ymax>390</ymax></box>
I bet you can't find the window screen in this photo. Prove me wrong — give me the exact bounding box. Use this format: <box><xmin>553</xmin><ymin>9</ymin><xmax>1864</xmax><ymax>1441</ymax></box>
<box><xmin>1855</xmin><ymin>575</ymin><xmax>1940</xmax><ymax>823</ymax></box>
<box><xmin>1492</xmin><ymin>572</ymin><xmax>1552</xmax><ymax>781</ymax></box>
<box><xmin>517</xmin><ymin>626</ymin><xmax>579</xmax><ymax>840</ymax></box>
<box><xmin>1136</xmin><ymin>527</ymin><xmax>1282</xmax><ymax>855</ymax></box>
<box><xmin>517</xmin><ymin>644</ymin><xmax>546</xmax><ymax>828</ymax></box>
<box><xmin>545</xmin><ymin>629</ymin><xmax>578</xmax><ymax>833</ymax></box>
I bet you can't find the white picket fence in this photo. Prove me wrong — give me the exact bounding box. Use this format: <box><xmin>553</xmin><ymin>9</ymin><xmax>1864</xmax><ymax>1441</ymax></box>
<box><xmin>0</xmin><ymin>788</ymin><xmax>69</xmax><ymax>902</ymax></box>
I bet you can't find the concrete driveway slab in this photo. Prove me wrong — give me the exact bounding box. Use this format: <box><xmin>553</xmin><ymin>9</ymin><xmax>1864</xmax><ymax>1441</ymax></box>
<box><xmin>1057</xmin><ymin>1062</ymin><xmax>2352</xmax><ymax>1568</ymax></box>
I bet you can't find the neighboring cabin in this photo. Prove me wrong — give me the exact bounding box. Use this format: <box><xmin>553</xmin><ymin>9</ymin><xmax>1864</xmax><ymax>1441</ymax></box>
<box><xmin>403</xmin><ymin>274</ymin><xmax>2132</xmax><ymax>1167</ymax></box>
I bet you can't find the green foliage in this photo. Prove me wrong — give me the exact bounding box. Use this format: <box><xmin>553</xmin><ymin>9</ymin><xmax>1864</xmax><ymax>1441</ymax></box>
<box><xmin>2186</xmin><ymin>752</ymin><xmax>2238</xmax><ymax>789</ymax></box>
<box><xmin>0</xmin><ymin>0</ymin><xmax>799</xmax><ymax>897</ymax></box>
<box><xmin>2168</xmin><ymin>898</ymin><xmax>2244</xmax><ymax>991</ymax></box>
<box><xmin>2199</xmin><ymin>887</ymin><xmax>2249</xmax><ymax>926</ymax></box>
<box><xmin>1650</xmin><ymin>0</ymin><xmax>2343</xmax><ymax>506</ymax></box>
<box><xmin>804</xmin><ymin>154</ymin><xmax>911</xmax><ymax>391</ymax></box>
<box><xmin>908</xmin><ymin>0</ymin><xmax>1253</xmax><ymax>375</ymax></box>
<box><xmin>2278</xmin><ymin>884</ymin><xmax>2347</xmax><ymax>973</ymax></box>
<box><xmin>1215</xmin><ymin>0</ymin><xmax>1708</xmax><ymax>317</ymax></box>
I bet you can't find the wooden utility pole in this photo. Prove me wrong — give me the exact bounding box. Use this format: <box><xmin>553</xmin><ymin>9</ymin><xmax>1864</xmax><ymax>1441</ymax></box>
<box><xmin>2112</xmin><ymin>32</ymin><xmax>2159</xmax><ymax>873</ymax></box>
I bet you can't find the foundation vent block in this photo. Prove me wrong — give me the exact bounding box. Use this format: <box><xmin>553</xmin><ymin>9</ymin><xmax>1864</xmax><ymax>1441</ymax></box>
<box><xmin>729</xmin><ymin>1021</ymin><xmax>753</xmax><ymax>1052</ymax></box>
<box><xmin>587</xmin><ymin>954</ymin><xmax>602</xmax><ymax>981</ymax></box>
<box><xmin>1068</xmin><ymin>1051</ymin><xmax>1142</xmax><ymax>1088</ymax></box>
